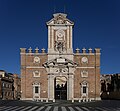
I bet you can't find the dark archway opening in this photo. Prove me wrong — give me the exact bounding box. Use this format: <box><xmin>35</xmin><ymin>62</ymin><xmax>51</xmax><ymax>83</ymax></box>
<box><xmin>54</xmin><ymin>77</ymin><xmax>67</xmax><ymax>100</ymax></box>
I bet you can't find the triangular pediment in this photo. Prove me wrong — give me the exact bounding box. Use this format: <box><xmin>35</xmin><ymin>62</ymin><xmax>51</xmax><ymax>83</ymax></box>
<box><xmin>43</xmin><ymin>57</ymin><xmax>77</xmax><ymax>68</ymax></box>
<box><xmin>46</xmin><ymin>13</ymin><xmax>74</xmax><ymax>26</ymax></box>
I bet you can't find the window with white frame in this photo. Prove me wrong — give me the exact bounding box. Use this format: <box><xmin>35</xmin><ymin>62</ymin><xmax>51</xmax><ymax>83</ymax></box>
<box><xmin>81</xmin><ymin>70</ymin><xmax>88</xmax><ymax>77</ymax></box>
<box><xmin>33</xmin><ymin>71</ymin><xmax>40</xmax><ymax>77</ymax></box>
<box><xmin>33</xmin><ymin>82</ymin><xmax>40</xmax><ymax>99</ymax></box>
<box><xmin>83</xmin><ymin>86</ymin><xmax>87</xmax><ymax>93</ymax></box>
<box><xmin>81</xmin><ymin>81</ymin><xmax>88</xmax><ymax>97</ymax></box>
<box><xmin>35</xmin><ymin>86</ymin><xmax>39</xmax><ymax>93</ymax></box>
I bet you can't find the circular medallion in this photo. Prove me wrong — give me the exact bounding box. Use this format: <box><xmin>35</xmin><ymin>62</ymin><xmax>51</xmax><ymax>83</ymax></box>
<box><xmin>56</xmin><ymin>30</ymin><xmax>64</xmax><ymax>41</ymax></box>
<box><xmin>34</xmin><ymin>57</ymin><xmax>40</xmax><ymax>63</ymax></box>
<box><xmin>57</xmin><ymin>32</ymin><xmax>63</xmax><ymax>38</ymax></box>
<box><xmin>81</xmin><ymin>57</ymin><xmax>88</xmax><ymax>63</ymax></box>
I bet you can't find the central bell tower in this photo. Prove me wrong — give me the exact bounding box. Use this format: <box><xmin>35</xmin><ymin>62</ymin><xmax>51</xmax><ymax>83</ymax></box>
<box><xmin>47</xmin><ymin>13</ymin><xmax>74</xmax><ymax>60</ymax></box>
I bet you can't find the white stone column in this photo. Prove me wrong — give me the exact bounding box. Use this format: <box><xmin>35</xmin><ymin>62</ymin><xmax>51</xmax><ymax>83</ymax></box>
<box><xmin>67</xmin><ymin>26</ymin><xmax>69</xmax><ymax>49</ymax></box>
<box><xmin>71</xmin><ymin>75</ymin><xmax>74</xmax><ymax>99</ymax></box>
<box><xmin>51</xmin><ymin>26</ymin><xmax>54</xmax><ymax>48</ymax></box>
<box><xmin>48</xmin><ymin>26</ymin><xmax>50</xmax><ymax>48</ymax></box>
<box><xmin>67</xmin><ymin>75</ymin><xmax>69</xmax><ymax>100</ymax></box>
<box><xmin>48</xmin><ymin>74</ymin><xmax>54</xmax><ymax>100</ymax></box>
<box><xmin>67</xmin><ymin>74</ymin><xmax>74</xmax><ymax>100</ymax></box>
<box><xmin>70</xmin><ymin>26</ymin><xmax>72</xmax><ymax>49</ymax></box>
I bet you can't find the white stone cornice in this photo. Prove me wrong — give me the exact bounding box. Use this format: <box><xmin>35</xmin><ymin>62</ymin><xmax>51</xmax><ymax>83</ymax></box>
<box><xmin>48</xmin><ymin>53</ymin><xmax>73</xmax><ymax>55</ymax></box>
<box><xmin>53</xmin><ymin>26</ymin><xmax>67</xmax><ymax>30</ymax></box>
<box><xmin>76</xmin><ymin>67</ymin><xmax>95</xmax><ymax>68</ymax></box>
<box><xmin>20</xmin><ymin>53</ymin><xmax>26</xmax><ymax>55</ymax></box>
<box><xmin>95</xmin><ymin>53</ymin><xmax>101</xmax><ymax>55</ymax></box>
<box><xmin>74</xmin><ymin>53</ymin><xmax>101</xmax><ymax>55</ymax></box>
<box><xmin>67</xmin><ymin>26</ymin><xmax>69</xmax><ymax>49</ymax></box>
<box><xmin>26</xmin><ymin>53</ymin><xmax>47</xmax><ymax>56</ymax></box>
<box><xmin>26</xmin><ymin>66</ymin><xmax>44</xmax><ymax>69</ymax></box>
<box><xmin>74</xmin><ymin>53</ymin><xmax>95</xmax><ymax>55</ymax></box>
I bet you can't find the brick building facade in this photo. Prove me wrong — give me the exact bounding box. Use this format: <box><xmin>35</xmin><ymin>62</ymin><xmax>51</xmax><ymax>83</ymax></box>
<box><xmin>13</xmin><ymin>74</ymin><xmax>21</xmax><ymax>100</ymax></box>
<box><xmin>0</xmin><ymin>70</ymin><xmax>14</xmax><ymax>100</ymax></box>
<box><xmin>20</xmin><ymin>13</ymin><xmax>101</xmax><ymax>101</ymax></box>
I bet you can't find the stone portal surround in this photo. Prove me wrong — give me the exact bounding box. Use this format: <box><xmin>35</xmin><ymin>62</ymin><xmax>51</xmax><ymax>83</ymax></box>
<box><xmin>48</xmin><ymin>73</ymin><xmax>74</xmax><ymax>101</ymax></box>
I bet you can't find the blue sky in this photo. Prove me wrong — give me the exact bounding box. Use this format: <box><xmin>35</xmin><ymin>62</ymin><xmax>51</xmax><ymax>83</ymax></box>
<box><xmin>0</xmin><ymin>0</ymin><xmax>120</xmax><ymax>74</ymax></box>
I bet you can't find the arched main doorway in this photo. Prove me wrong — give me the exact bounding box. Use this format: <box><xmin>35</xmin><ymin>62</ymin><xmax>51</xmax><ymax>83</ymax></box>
<box><xmin>54</xmin><ymin>76</ymin><xmax>67</xmax><ymax>100</ymax></box>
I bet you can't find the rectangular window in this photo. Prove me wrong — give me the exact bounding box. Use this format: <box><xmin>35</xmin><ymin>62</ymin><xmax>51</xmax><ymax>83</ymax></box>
<box><xmin>83</xmin><ymin>86</ymin><xmax>86</xmax><ymax>93</ymax></box>
<box><xmin>35</xmin><ymin>86</ymin><xmax>39</xmax><ymax>93</ymax></box>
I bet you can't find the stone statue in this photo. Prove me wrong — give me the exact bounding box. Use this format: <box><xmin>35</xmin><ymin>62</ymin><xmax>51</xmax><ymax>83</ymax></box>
<box><xmin>54</xmin><ymin>41</ymin><xmax>66</xmax><ymax>53</ymax></box>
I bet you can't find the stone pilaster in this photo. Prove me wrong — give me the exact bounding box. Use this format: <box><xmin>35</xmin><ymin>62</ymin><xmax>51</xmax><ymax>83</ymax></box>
<box><xmin>48</xmin><ymin>26</ymin><xmax>50</xmax><ymax>49</ymax></box>
<box><xmin>67</xmin><ymin>74</ymin><xmax>74</xmax><ymax>100</ymax></box>
<box><xmin>67</xmin><ymin>26</ymin><xmax>69</xmax><ymax>49</ymax></box>
<box><xmin>70</xmin><ymin>26</ymin><xmax>72</xmax><ymax>49</ymax></box>
<box><xmin>48</xmin><ymin>74</ymin><xmax>54</xmax><ymax>101</ymax></box>
<box><xmin>51</xmin><ymin>26</ymin><xmax>54</xmax><ymax>49</ymax></box>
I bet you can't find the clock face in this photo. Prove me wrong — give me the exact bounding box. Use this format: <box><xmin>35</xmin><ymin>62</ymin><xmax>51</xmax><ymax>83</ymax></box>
<box><xmin>81</xmin><ymin>57</ymin><xmax>88</xmax><ymax>63</ymax></box>
<box><xmin>34</xmin><ymin>57</ymin><xmax>40</xmax><ymax>63</ymax></box>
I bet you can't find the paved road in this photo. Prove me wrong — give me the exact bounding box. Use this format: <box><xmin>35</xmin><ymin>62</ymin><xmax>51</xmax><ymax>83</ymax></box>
<box><xmin>0</xmin><ymin>100</ymin><xmax>120</xmax><ymax>111</ymax></box>
<box><xmin>1</xmin><ymin>105</ymin><xmax>120</xmax><ymax>111</ymax></box>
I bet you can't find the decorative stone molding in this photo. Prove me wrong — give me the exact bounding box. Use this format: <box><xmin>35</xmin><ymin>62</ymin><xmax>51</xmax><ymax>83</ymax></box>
<box><xmin>81</xmin><ymin>57</ymin><xmax>88</xmax><ymax>64</ymax></box>
<box><xmin>28</xmin><ymin>47</ymin><xmax>32</xmax><ymax>53</ymax></box>
<box><xmin>32</xmin><ymin>82</ymin><xmax>40</xmax><ymax>100</ymax></box>
<box><xmin>82</xmin><ymin>48</ymin><xmax>86</xmax><ymax>53</ymax></box>
<box><xmin>88</xmin><ymin>48</ymin><xmax>92</xmax><ymax>53</ymax></box>
<box><xmin>75</xmin><ymin>48</ymin><xmax>80</xmax><ymax>53</ymax></box>
<box><xmin>41</xmin><ymin>48</ymin><xmax>45</xmax><ymax>53</ymax></box>
<box><xmin>81</xmin><ymin>70</ymin><xmax>88</xmax><ymax>78</ymax></box>
<box><xmin>34</xmin><ymin>56</ymin><xmax>40</xmax><ymax>63</ymax></box>
<box><xmin>35</xmin><ymin>47</ymin><xmax>39</xmax><ymax>53</ymax></box>
<box><xmin>33</xmin><ymin>71</ymin><xmax>40</xmax><ymax>77</ymax></box>
<box><xmin>80</xmin><ymin>81</ymin><xmax>88</xmax><ymax>98</ymax></box>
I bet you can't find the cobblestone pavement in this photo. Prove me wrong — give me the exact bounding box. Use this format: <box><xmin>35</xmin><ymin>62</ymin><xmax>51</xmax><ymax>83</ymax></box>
<box><xmin>0</xmin><ymin>100</ymin><xmax>120</xmax><ymax>111</ymax></box>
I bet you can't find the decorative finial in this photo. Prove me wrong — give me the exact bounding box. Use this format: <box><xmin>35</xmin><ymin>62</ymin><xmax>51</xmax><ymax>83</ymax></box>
<box><xmin>41</xmin><ymin>48</ymin><xmax>45</xmax><ymax>53</ymax></box>
<box><xmin>89</xmin><ymin>48</ymin><xmax>92</xmax><ymax>53</ymax></box>
<box><xmin>76</xmin><ymin>48</ymin><xmax>80</xmax><ymax>53</ymax></box>
<box><xmin>28</xmin><ymin>47</ymin><xmax>32</xmax><ymax>53</ymax></box>
<box><xmin>82</xmin><ymin>48</ymin><xmax>86</xmax><ymax>53</ymax></box>
<box><xmin>35</xmin><ymin>47</ymin><xmax>39</xmax><ymax>53</ymax></box>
